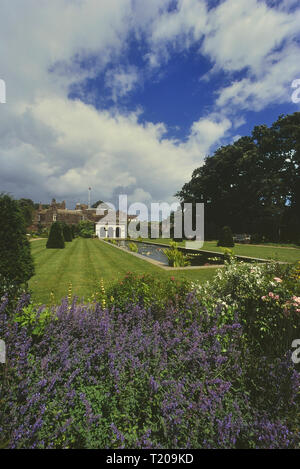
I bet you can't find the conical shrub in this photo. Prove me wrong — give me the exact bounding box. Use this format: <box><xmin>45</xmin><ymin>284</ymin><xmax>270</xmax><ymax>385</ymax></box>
<box><xmin>62</xmin><ymin>223</ymin><xmax>72</xmax><ymax>242</ymax></box>
<box><xmin>46</xmin><ymin>222</ymin><xmax>65</xmax><ymax>249</ymax></box>
<box><xmin>217</xmin><ymin>226</ymin><xmax>234</xmax><ymax>247</ymax></box>
<box><xmin>0</xmin><ymin>193</ymin><xmax>35</xmax><ymax>285</ymax></box>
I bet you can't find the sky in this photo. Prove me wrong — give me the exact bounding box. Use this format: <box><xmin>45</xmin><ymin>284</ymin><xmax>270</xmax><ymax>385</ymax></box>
<box><xmin>0</xmin><ymin>0</ymin><xmax>300</xmax><ymax>214</ymax></box>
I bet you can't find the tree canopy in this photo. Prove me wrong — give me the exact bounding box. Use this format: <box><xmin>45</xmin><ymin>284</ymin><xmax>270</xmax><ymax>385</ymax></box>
<box><xmin>176</xmin><ymin>112</ymin><xmax>300</xmax><ymax>243</ymax></box>
<box><xmin>0</xmin><ymin>194</ymin><xmax>35</xmax><ymax>284</ymax></box>
<box><xmin>18</xmin><ymin>198</ymin><xmax>35</xmax><ymax>228</ymax></box>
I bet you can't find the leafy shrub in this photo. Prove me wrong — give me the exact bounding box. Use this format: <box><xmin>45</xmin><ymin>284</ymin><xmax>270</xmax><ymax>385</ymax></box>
<box><xmin>102</xmin><ymin>272</ymin><xmax>191</xmax><ymax>320</ymax></box>
<box><xmin>77</xmin><ymin>221</ymin><xmax>94</xmax><ymax>238</ymax></box>
<box><xmin>0</xmin><ymin>194</ymin><xmax>34</xmax><ymax>285</ymax></box>
<box><xmin>14</xmin><ymin>303</ymin><xmax>56</xmax><ymax>337</ymax></box>
<box><xmin>163</xmin><ymin>241</ymin><xmax>190</xmax><ymax>267</ymax></box>
<box><xmin>46</xmin><ymin>222</ymin><xmax>65</xmax><ymax>249</ymax></box>
<box><xmin>193</xmin><ymin>260</ymin><xmax>300</xmax><ymax>357</ymax></box>
<box><xmin>0</xmin><ymin>274</ymin><xmax>29</xmax><ymax>318</ymax></box>
<box><xmin>1</xmin><ymin>292</ymin><xmax>299</xmax><ymax>449</ymax></box>
<box><xmin>217</xmin><ymin>226</ymin><xmax>234</xmax><ymax>247</ymax></box>
<box><xmin>128</xmin><ymin>242</ymin><xmax>138</xmax><ymax>252</ymax></box>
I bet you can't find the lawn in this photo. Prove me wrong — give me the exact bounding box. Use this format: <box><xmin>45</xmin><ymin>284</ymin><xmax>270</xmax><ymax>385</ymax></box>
<box><xmin>141</xmin><ymin>238</ymin><xmax>300</xmax><ymax>263</ymax></box>
<box><xmin>29</xmin><ymin>238</ymin><xmax>218</xmax><ymax>304</ymax></box>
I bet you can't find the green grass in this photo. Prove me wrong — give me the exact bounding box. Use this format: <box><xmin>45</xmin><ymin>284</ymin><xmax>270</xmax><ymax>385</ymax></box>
<box><xmin>140</xmin><ymin>239</ymin><xmax>300</xmax><ymax>263</ymax></box>
<box><xmin>29</xmin><ymin>238</ymin><xmax>218</xmax><ymax>304</ymax></box>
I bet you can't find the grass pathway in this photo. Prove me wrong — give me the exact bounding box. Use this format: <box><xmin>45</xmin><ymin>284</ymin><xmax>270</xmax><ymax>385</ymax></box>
<box><xmin>29</xmin><ymin>238</ymin><xmax>218</xmax><ymax>304</ymax></box>
<box><xmin>141</xmin><ymin>239</ymin><xmax>300</xmax><ymax>263</ymax></box>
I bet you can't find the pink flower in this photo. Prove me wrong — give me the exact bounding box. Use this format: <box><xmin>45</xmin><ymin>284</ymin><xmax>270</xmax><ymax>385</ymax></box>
<box><xmin>275</xmin><ymin>295</ymin><xmax>280</xmax><ymax>300</ymax></box>
<box><xmin>273</xmin><ymin>277</ymin><xmax>282</xmax><ymax>283</ymax></box>
<box><xmin>268</xmin><ymin>292</ymin><xmax>274</xmax><ymax>298</ymax></box>
<box><xmin>261</xmin><ymin>296</ymin><xmax>267</xmax><ymax>300</ymax></box>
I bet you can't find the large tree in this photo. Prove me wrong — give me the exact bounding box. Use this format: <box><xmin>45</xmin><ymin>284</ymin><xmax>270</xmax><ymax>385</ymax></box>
<box><xmin>176</xmin><ymin>112</ymin><xmax>300</xmax><ymax>243</ymax></box>
<box><xmin>0</xmin><ymin>194</ymin><xmax>35</xmax><ymax>285</ymax></box>
<box><xmin>18</xmin><ymin>198</ymin><xmax>35</xmax><ymax>228</ymax></box>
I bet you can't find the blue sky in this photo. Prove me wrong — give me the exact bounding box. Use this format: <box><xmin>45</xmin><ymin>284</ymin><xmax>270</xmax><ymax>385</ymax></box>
<box><xmin>0</xmin><ymin>0</ymin><xmax>300</xmax><ymax>212</ymax></box>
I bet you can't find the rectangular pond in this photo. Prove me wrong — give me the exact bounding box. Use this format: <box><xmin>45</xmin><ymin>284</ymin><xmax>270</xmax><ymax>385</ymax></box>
<box><xmin>114</xmin><ymin>240</ymin><xmax>225</xmax><ymax>267</ymax></box>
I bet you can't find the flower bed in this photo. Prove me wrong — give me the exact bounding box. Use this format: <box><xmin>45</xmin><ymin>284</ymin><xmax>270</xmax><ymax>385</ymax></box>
<box><xmin>0</xmin><ymin>261</ymin><xmax>299</xmax><ymax>449</ymax></box>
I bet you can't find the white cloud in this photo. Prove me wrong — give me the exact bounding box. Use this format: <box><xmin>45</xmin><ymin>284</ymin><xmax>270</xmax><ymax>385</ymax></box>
<box><xmin>145</xmin><ymin>0</ymin><xmax>300</xmax><ymax>111</ymax></box>
<box><xmin>2</xmin><ymin>0</ymin><xmax>299</xmax><ymax>208</ymax></box>
<box><xmin>202</xmin><ymin>0</ymin><xmax>300</xmax><ymax>75</ymax></box>
<box><xmin>147</xmin><ymin>0</ymin><xmax>208</xmax><ymax>67</ymax></box>
<box><xmin>185</xmin><ymin>114</ymin><xmax>232</xmax><ymax>154</ymax></box>
<box><xmin>105</xmin><ymin>66</ymin><xmax>140</xmax><ymax>101</ymax></box>
<box><xmin>0</xmin><ymin>93</ymin><xmax>230</xmax><ymax>204</ymax></box>
<box><xmin>216</xmin><ymin>43</ymin><xmax>300</xmax><ymax>111</ymax></box>
<box><xmin>128</xmin><ymin>188</ymin><xmax>152</xmax><ymax>204</ymax></box>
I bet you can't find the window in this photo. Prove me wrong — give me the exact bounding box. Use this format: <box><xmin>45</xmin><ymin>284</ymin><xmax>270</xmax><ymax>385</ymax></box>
<box><xmin>53</xmin><ymin>214</ymin><xmax>57</xmax><ymax>221</ymax></box>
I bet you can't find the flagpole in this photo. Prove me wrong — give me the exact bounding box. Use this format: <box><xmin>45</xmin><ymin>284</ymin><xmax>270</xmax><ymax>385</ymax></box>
<box><xmin>88</xmin><ymin>187</ymin><xmax>91</xmax><ymax>208</ymax></box>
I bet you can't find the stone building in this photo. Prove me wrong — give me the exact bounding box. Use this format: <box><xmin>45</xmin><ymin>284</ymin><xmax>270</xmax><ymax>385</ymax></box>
<box><xmin>31</xmin><ymin>198</ymin><xmax>137</xmax><ymax>238</ymax></box>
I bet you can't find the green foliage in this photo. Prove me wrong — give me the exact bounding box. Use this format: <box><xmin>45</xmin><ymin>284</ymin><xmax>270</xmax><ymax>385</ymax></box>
<box><xmin>46</xmin><ymin>222</ymin><xmax>65</xmax><ymax>249</ymax></box>
<box><xmin>195</xmin><ymin>260</ymin><xmax>300</xmax><ymax>357</ymax></box>
<box><xmin>104</xmin><ymin>271</ymin><xmax>191</xmax><ymax>320</ymax></box>
<box><xmin>18</xmin><ymin>198</ymin><xmax>35</xmax><ymax>228</ymax></box>
<box><xmin>14</xmin><ymin>303</ymin><xmax>55</xmax><ymax>336</ymax></box>
<box><xmin>77</xmin><ymin>220</ymin><xmax>94</xmax><ymax>238</ymax></box>
<box><xmin>220</xmin><ymin>247</ymin><xmax>235</xmax><ymax>261</ymax></box>
<box><xmin>163</xmin><ymin>241</ymin><xmax>190</xmax><ymax>267</ymax></box>
<box><xmin>176</xmin><ymin>112</ymin><xmax>300</xmax><ymax>243</ymax></box>
<box><xmin>62</xmin><ymin>224</ymin><xmax>73</xmax><ymax>242</ymax></box>
<box><xmin>0</xmin><ymin>193</ymin><xmax>34</xmax><ymax>285</ymax></box>
<box><xmin>218</xmin><ymin>226</ymin><xmax>234</xmax><ymax>247</ymax></box>
<box><xmin>71</xmin><ymin>224</ymin><xmax>77</xmax><ymax>238</ymax></box>
<box><xmin>128</xmin><ymin>242</ymin><xmax>138</xmax><ymax>252</ymax></box>
<box><xmin>91</xmin><ymin>200</ymin><xmax>104</xmax><ymax>208</ymax></box>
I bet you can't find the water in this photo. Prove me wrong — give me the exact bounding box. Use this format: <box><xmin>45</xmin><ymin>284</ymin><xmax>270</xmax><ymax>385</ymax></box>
<box><xmin>120</xmin><ymin>240</ymin><xmax>169</xmax><ymax>264</ymax></box>
<box><xmin>118</xmin><ymin>240</ymin><xmax>223</xmax><ymax>266</ymax></box>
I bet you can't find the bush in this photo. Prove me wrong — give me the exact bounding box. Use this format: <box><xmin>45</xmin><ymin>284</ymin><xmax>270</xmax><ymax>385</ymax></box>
<box><xmin>194</xmin><ymin>260</ymin><xmax>300</xmax><ymax>357</ymax></box>
<box><xmin>0</xmin><ymin>274</ymin><xmax>29</xmax><ymax>318</ymax></box>
<box><xmin>0</xmin><ymin>194</ymin><xmax>34</xmax><ymax>285</ymax></box>
<box><xmin>77</xmin><ymin>221</ymin><xmax>94</xmax><ymax>238</ymax></box>
<box><xmin>102</xmin><ymin>272</ymin><xmax>191</xmax><ymax>320</ymax></box>
<box><xmin>163</xmin><ymin>241</ymin><xmax>190</xmax><ymax>267</ymax></box>
<box><xmin>62</xmin><ymin>224</ymin><xmax>73</xmax><ymax>242</ymax></box>
<box><xmin>46</xmin><ymin>222</ymin><xmax>65</xmax><ymax>249</ymax></box>
<box><xmin>217</xmin><ymin>226</ymin><xmax>234</xmax><ymax>247</ymax></box>
<box><xmin>128</xmin><ymin>242</ymin><xmax>138</xmax><ymax>252</ymax></box>
<box><xmin>250</xmin><ymin>233</ymin><xmax>262</xmax><ymax>244</ymax></box>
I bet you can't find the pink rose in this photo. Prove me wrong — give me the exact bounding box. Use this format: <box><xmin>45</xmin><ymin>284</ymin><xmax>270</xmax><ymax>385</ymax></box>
<box><xmin>273</xmin><ymin>277</ymin><xmax>282</xmax><ymax>283</ymax></box>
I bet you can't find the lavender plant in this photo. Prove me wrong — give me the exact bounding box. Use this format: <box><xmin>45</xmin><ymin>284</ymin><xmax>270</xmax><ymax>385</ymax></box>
<box><xmin>0</xmin><ymin>288</ymin><xmax>299</xmax><ymax>449</ymax></box>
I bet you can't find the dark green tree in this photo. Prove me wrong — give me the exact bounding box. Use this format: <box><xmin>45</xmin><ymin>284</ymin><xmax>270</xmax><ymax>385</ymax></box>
<box><xmin>77</xmin><ymin>220</ymin><xmax>94</xmax><ymax>238</ymax></box>
<box><xmin>18</xmin><ymin>198</ymin><xmax>35</xmax><ymax>228</ymax></box>
<box><xmin>0</xmin><ymin>193</ymin><xmax>34</xmax><ymax>284</ymax></box>
<box><xmin>176</xmin><ymin>112</ymin><xmax>300</xmax><ymax>243</ymax></box>
<box><xmin>92</xmin><ymin>200</ymin><xmax>104</xmax><ymax>208</ymax></box>
<box><xmin>217</xmin><ymin>226</ymin><xmax>234</xmax><ymax>247</ymax></box>
<box><xmin>46</xmin><ymin>222</ymin><xmax>65</xmax><ymax>249</ymax></box>
<box><xmin>71</xmin><ymin>224</ymin><xmax>77</xmax><ymax>238</ymax></box>
<box><xmin>62</xmin><ymin>223</ymin><xmax>72</xmax><ymax>242</ymax></box>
